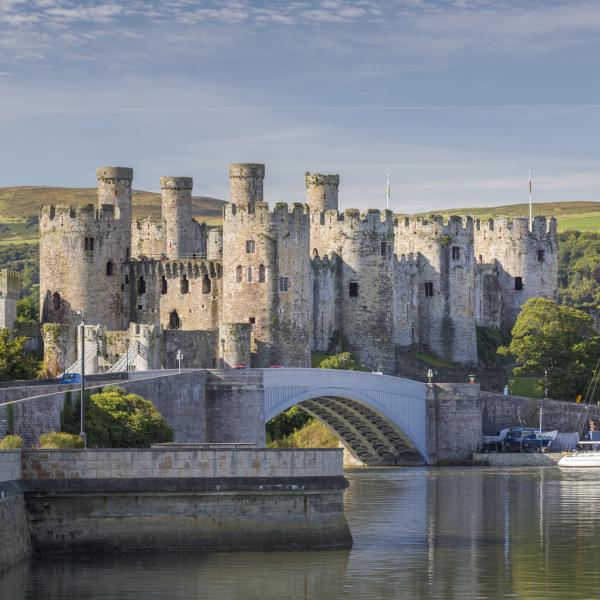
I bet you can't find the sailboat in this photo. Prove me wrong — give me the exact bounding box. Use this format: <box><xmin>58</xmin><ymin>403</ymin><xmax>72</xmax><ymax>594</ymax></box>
<box><xmin>558</xmin><ymin>360</ymin><xmax>600</xmax><ymax>468</ymax></box>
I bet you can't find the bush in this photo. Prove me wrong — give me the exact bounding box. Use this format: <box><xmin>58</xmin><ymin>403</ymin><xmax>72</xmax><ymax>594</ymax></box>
<box><xmin>38</xmin><ymin>432</ymin><xmax>84</xmax><ymax>449</ymax></box>
<box><xmin>86</xmin><ymin>386</ymin><xmax>173</xmax><ymax>448</ymax></box>
<box><xmin>0</xmin><ymin>434</ymin><xmax>23</xmax><ymax>449</ymax></box>
<box><xmin>319</xmin><ymin>352</ymin><xmax>366</xmax><ymax>371</ymax></box>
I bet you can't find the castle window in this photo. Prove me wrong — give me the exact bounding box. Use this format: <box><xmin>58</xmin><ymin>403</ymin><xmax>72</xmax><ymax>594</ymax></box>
<box><xmin>52</xmin><ymin>292</ymin><xmax>62</xmax><ymax>311</ymax></box>
<box><xmin>202</xmin><ymin>274</ymin><xmax>211</xmax><ymax>294</ymax></box>
<box><xmin>515</xmin><ymin>276</ymin><xmax>523</xmax><ymax>291</ymax></box>
<box><xmin>236</xmin><ymin>265</ymin><xmax>243</xmax><ymax>283</ymax></box>
<box><xmin>247</xmin><ymin>267</ymin><xmax>254</xmax><ymax>283</ymax></box>
<box><xmin>537</xmin><ymin>249</ymin><xmax>545</xmax><ymax>262</ymax></box>
<box><xmin>161</xmin><ymin>276</ymin><xmax>167</xmax><ymax>295</ymax></box>
<box><xmin>125</xmin><ymin>275</ymin><xmax>129</xmax><ymax>284</ymax></box>
<box><xmin>246</xmin><ymin>240</ymin><xmax>256</xmax><ymax>254</ymax></box>
<box><xmin>380</xmin><ymin>241</ymin><xmax>388</xmax><ymax>257</ymax></box>
<box><xmin>84</xmin><ymin>237</ymin><xmax>94</xmax><ymax>252</ymax></box>
<box><xmin>106</xmin><ymin>261</ymin><xmax>114</xmax><ymax>276</ymax></box>
<box><xmin>258</xmin><ymin>264</ymin><xmax>266</xmax><ymax>283</ymax></box>
<box><xmin>279</xmin><ymin>276</ymin><xmax>290</xmax><ymax>292</ymax></box>
<box><xmin>249</xmin><ymin>316</ymin><xmax>256</xmax><ymax>330</ymax></box>
<box><xmin>452</xmin><ymin>246</ymin><xmax>461</xmax><ymax>260</ymax></box>
<box><xmin>181</xmin><ymin>274</ymin><xmax>189</xmax><ymax>294</ymax></box>
<box><xmin>478</xmin><ymin>254</ymin><xmax>483</xmax><ymax>263</ymax></box>
<box><xmin>349</xmin><ymin>281</ymin><xmax>359</xmax><ymax>297</ymax></box>
<box><xmin>169</xmin><ymin>310</ymin><xmax>181</xmax><ymax>330</ymax></box>
<box><xmin>138</xmin><ymin>276</ymin><xmax>146</xmax><ymax>295</ymax></box>
<box><xmin>424</xmin><ymin>282</ymin><xmax>434</xmax><ymax>297</ymax></box>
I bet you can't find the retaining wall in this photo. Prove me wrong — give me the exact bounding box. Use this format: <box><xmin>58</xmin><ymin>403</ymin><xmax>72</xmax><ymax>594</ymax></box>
<box><xmin>0</xmin><ymin>450</ymin><xmax>30</xmax><ymax>573</ymax></box>
<box><xmin>21</xmin><ymin>448</ymin><xmax>351</xmax><ymax>554</ymax></box>
<box><xmin>473</xmin><ymin>452</ymin><xmax>562</xmax><ymax>466</ymax></box>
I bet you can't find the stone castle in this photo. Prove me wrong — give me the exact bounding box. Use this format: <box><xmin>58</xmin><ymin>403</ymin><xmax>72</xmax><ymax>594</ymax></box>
<box><xmin>36</xmin><ymin>164</ymin><xmax>558</xmax><ymax>374</ymax></box>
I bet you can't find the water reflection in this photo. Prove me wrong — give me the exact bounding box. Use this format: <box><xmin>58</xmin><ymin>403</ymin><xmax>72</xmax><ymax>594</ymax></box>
<box><xmin>3</xmin><ymin>467</ymin><xmax>600</xmax><ymax>599</ymax></box>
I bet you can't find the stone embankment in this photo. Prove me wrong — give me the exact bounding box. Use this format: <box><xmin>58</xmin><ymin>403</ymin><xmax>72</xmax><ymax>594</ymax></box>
<box><xmin>472</xmin><ymin>452</ymin><xmax>563</xmax><ymax>466</ymax></box>
<box><xmin>0</xmin><ymin>447</ymin><xmax>351</xmax><ymax>571</ymax></box>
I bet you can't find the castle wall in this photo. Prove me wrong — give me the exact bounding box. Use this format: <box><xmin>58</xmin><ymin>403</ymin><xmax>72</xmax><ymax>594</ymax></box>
<box><xmin>474</xmin><ymin>262</ymin><xmax>502</xmax><ymax>329</ymax></box>
<box><xmin>132</xmin><ymin>218</ymin><xmax>165</xmax><ymax>258</ymax></box>
<box><xmin>393</xmin><ymin>254</ymin><xmax>420</xmax><ymax>347</ymax></box>
<box><xmin>474</xmin><ymin>216</ymin><xmax>558</xmax><ymax>328</ymax></box>
<box><xmin>162</xmin><ymin>329</ymin><xmax>218</xmax><ymax>369</ymax></box>
<box><xmin>310</xmin><ymin>254</ymin><xmax>339</xmax><ymax>353</ymax></box>
<box><xmin>128</xmin><ymin>259</ymin><xmax>222</xmax><ymax>332</ymax></box>
<box><xmin>395</xmin><ymin>216</ymin><xmax>478</xmax><ymax>365</ymax></box>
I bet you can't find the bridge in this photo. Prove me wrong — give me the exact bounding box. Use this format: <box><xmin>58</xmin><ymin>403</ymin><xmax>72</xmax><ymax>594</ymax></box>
<box><xmin>263</xmin><ymin>369</ymin><xmax>429</xmax><ymax>465</ymax></box>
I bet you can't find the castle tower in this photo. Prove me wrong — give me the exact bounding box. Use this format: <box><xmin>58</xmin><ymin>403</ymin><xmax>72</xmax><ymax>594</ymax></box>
<box><xmin>305</xmin><ymin>173</ymin><xmax>339</xmax><ymax>213</ymax></box>
<box><xmin>0</xmin><ymin>269</ymin><xmax>20</xmax><ymax>330</ymax></box>
<box><xmin>218</xmin><ymin>323</ymin><xmax>251</xmax><ymax>368</ymax></box>
<box><xmin>96</xmin><ymin>167</ymin><xmax>133</xmax><ymax>261</ymax></box>
<box><xmin>395</xmin><ymin>216</ymin><xmax>477</xmax><ymax>365</ymax></box>
<box><xmin>474</xmin><ymin>216</ymin><xmax>558</xmax><ymax>328</ymax></box>
<box><xmin>229</xmin><ymin>163</ymin><xmax>265</xmax><ymax>211</ymax></box>
<box><xmin>160</xmin><ymin>176</ymin><xmax>193</xmax><ymax>259</ymax></box>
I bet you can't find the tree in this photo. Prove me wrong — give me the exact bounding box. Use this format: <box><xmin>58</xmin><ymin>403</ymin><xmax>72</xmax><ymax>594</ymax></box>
<box><xmin>0</xmin><ymin>328</ymin><xmax>40</xmax><ymax>381</ymax></box>
<box><xmin>499</xmin><ymin>298</ymin><xmax>600</xmax><ymax>400</ymax></box>
<box><xmin>84</xmin><ymin>386</ymin><xmax>172</xmax><ymax>448</ymax></box>
<box><xmin>16</xmin><ymin>294</ymin><xmax>39</xmax><ymax>323</ymax></box>
<box><xmin>319</xmin><ymin>352</ymin><xmax>366</xmax><ymax>371</ymax></box>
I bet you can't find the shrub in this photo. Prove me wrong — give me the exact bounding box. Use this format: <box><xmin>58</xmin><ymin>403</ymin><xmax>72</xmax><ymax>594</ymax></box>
<box><xmin>38</xmin><ymin>432</ymin><xmax>84</xmax><ymax>449</ymax></box>
<box><xmin>0</xmin><ymin>434</ymin><xmax>23</xmax><ymax>449</ymax></box>
<box><xmin>319</xmin><ymin>352</ymin><xmax>366</xmax><ymax>371</ymax></box>
<box><xmin>86</xmin><ymin>386</ymin><xmax>173</xmax><ymax>448</ymax></box>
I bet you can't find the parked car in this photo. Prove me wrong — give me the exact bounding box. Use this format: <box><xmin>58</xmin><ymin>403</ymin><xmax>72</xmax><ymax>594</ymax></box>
<box><xmin>269</xmin><ymin>364</ymin><xmax>285</xmax><ymax>368</ymax></box>
<box><xmin>59</xmin><ymin>373</ymin><xmax>81</xmax><ymax>384</ymax></box>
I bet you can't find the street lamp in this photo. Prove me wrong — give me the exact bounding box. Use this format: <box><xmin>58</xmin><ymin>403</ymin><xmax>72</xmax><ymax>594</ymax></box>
<box><xmin>427</xmin><ymin>368</ymin><xmax>434</xmax><ymax>386</ymax></box>
<box><xmin>77</xmin><ymin>310</ymin><xmax>87</xmax><ymax>448</ymax></box>
<box><xmin>125</xmin><ymin>338</ymin><xmax>130</xmax><ymax>373</ymax></box>
<box><xmin>176</xmin><ymin>349</ymin><xmax>183</xmax><ymax>373</ymax></box>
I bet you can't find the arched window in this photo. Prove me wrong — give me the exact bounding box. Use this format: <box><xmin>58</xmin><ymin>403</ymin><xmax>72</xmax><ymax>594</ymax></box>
<box><xmin>247</xmin><ymin>266</ymin><xmax>254</xmax><ymax>283</ymax></box>
<box><xmin>235</xmin><ymin>265</ymin><xmax>243</xmax><ymax>283</ymax></box>
<box><xmin>202</xmin><ymin>274</ymin><xmax>211</xmax><ymax>294</ymax></box>
<box><xmin>138</xmin><ymin>276</ymin><xmax>146</xmax><ymax>295</ymax></box>
<box><xmin>258</xmin><ymin>264</ymin><xmax>266</xmax><ymax>283</ymax></box>
<box><xmin>52</xmin><ymin>292</ymin><xmax>62</xmax><ymax>311</ymax></box>
<box><xmin>106</xmin><ymin>261</ymin><xmax>114</xmax><ymax>276</ymax></box>
<box><xmin>161</xmin><ymin>276</ymin><xmax>167</xmax><ymax>295</ymax></box>
<box><xmin>169</xmin><ymin>310</ymin><xmax>181</xmax><ymax>330</ymax></box>
<box><xmin>181</xmin><ymin>274</ymin><xmax>189</xmax><ymax>294</ymax></box>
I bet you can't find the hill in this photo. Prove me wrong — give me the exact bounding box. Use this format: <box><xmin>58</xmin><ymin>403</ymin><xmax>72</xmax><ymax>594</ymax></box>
<box><xmin>412</xmin><ymin>201</ymin><xmax>600</xmax><ymax>233</ymax></box>
<box><xmin>0</xmin><ymin>186</ymin><xmax>226</xmax><ymax>245</ymax></box>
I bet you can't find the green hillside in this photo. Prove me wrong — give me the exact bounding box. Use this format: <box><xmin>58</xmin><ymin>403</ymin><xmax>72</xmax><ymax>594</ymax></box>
<box><xmin>0</xmin><ymin>186</ymin><xmax>226</xmax><ymax>245</ymax></box>
<box><xmin>412</xmin><ymin>201</ymin><xmax>600</xmax><ymax>233</ymax></box>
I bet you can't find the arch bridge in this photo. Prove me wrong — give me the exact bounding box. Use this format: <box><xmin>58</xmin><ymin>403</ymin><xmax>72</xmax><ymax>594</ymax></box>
<box><xmin>263</xmin><ymin>369</ymin><xmax>429</xmax><ymax>466</ymax></box>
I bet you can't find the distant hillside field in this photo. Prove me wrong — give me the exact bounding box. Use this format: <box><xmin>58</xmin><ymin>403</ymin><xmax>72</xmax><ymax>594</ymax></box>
<box><xmin>412</xmin><ymin>201</ymin><xmax>600</xmax><ymax>233</ymax></box>
<box><xmin>0</xmin><ymin>187</ymin><xmax>599</xmax><ymax>246</ymax></box>
<box><xmin>0</xmin><ymin>186</ymin><xmax>226</xmax><ymax>245</ymax></box>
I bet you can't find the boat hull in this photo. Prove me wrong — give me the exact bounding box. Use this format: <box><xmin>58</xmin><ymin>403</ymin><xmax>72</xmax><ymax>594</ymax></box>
<box><xmin>558</xmin><ymin>452</ymin><xmax>600</xmax><ymax>467</ymax></box>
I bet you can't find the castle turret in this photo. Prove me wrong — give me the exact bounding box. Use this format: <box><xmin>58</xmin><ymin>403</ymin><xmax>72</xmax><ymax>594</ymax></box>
<box><xmin>229</xmin><ymin>163</ymin><xmax>264</xmax><ymax>211</ymax></box>
<box><xmin>0</xmin><ymin>269</ymin><xmax>20</xmax><ymax>330</ymax></box>
<box><xmin>305</xmin><ymin>173</ymin><xmax>339</xmax><ymax>213</ymax></box>
<box><xmin>96</xmin><ymin>167</ymin><xmax>133</xmax><ymax>261</ymax></box>
<box><xmin>218</xmin><ymin>323</ymin><xmax>251</xmax><ymax>368</ymax></box>
<box><xmin>160</xmin><ymin>176</ymin><xmax>193</xmax><ymax>259</ymax></box>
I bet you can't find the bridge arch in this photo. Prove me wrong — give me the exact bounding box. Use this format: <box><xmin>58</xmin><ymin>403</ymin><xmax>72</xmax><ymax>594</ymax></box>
<box><xmin>263</xmin><ymin>369</ymin><xmax>429</xmax><ymax>466</ymax></box>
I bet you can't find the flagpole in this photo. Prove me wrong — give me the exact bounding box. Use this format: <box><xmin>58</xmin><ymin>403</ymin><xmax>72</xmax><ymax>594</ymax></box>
<box><xmin>529</xmin><ymin>169</ymin><xmax>533</xmax><ymax>231</ymax></box>
<box><xmin>386</xmin><ymin>174</ymin><xmax>390</xmax><ymax>210</ymax></box>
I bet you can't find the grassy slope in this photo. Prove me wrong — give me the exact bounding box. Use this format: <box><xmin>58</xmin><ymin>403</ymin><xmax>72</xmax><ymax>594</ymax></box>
<box><xmin>410</xmin><ymin>200</ymin><xmax>600</xmax><ymax>233</ymax></box>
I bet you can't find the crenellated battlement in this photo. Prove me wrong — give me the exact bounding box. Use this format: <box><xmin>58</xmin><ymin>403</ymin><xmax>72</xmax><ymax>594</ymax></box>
<box><xmin>0</xmin><ymin>269</ymin><xmax>21</xmax><ymax>296</ymax></box>
<box><xmin>395</xmin><ymin>252</ymin><xmax>419</xmax><ymax>267</ymax></box>
<box><xmin>128</xmin><ymin>258</ymin><xmax>222</xmax><ymax>280</ymax></box>
<box><xmin>225</xmin><ymin>201</ymin><xmax>310</xmax><ymax>230</ymax></box>
<box><xmin>311</xmin><ymin>251</ymin><xmax>337</xmax><ymax>270</ymax></box>
<box><xmin>312</xmin><ymin>207</ymin><xmax>394</xmax><ymax>230</ymax></box>
<box><xmin>40</xmin><ymin>204</ymin><xmax>120</xmax><ymax>230</ymax></box>
<box><xmin>475</xmin><ymin>215</ymin><xmax>557</xmax><ymax>239</ymax></box>
<box><xmin>396</xmin><ymin>214</ymin><xmax>474</xmax><ymax>238</ymax></box>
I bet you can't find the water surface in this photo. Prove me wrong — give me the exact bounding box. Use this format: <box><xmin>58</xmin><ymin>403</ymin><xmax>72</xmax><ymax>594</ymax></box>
<box><xmin>3</xmin><ymin>467</ymin><xmax>600</xmax><ymax>599</ymax></box>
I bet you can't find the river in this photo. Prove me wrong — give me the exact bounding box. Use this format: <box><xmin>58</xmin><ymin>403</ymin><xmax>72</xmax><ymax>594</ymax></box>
<box><xmin>3</xmin><ymin>466</ymin><xmax>600</xmax><ymax>599</ymax></box>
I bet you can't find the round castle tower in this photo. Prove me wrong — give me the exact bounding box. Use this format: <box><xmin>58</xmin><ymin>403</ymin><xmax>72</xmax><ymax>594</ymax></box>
<box><xmin>160</xmin><ymin>176</ymin><xmax>193</xmax><ymax>259</ymax></box>
<box><xmin>229</xmin><ymin>163</ymin><xmax>265</xmax><ymax>211</ymax></box>
<box><xmin>306</xmin><ymin>172</ymin><xmax>340</xmax><ymax>256</ymax></box>
<box><xmin>222</xmin><ymin>164</ymin><xmax>310</xmax><ymax>367</ymax></box>
<box><xmin>218</xmin><ymin>323</ymin><xmax>251</xmax><ymax>368</ymax></box>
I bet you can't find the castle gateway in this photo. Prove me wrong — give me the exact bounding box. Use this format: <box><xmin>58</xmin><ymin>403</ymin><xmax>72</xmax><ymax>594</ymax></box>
<box><xmin>38</xmin><ymin>164</ymin><xmax>557</xmax><ymax>374</ymax></box>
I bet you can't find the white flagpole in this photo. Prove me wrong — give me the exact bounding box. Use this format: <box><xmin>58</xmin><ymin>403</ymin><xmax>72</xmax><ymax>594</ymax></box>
<box><xmin>386</xmin><ymin>174</ymin><xmax>390</xmax><ymax>210</ymax></box>
<box><xmin>529</xmin><ymin>169</ymin><xmax>533</xmax><ymax>231</ymax></box>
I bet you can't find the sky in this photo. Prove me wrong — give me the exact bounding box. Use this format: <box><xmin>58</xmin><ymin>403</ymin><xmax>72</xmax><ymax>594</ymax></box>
<box><xmin>0</xmin><ymin>0</ymin><xmax>599</xmax><ymax>212</ymax></box>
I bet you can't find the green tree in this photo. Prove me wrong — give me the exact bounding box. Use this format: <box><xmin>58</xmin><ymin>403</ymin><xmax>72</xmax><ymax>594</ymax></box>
<box><xmin>499</xmin><ymin>298</ymin><xmax>600</xmax><ymax>400</ymax></box>
<box><xmin>319</xmin><ymin>352</ymin><xmax>366</xmax><ymax>371</ymax></box>
<box><xmin>0</xmin><ymin>328</ymin><xmax>40</xmax><ymax>381</ymax></box>
<box><xmin>16</xmin><ymin>294</ymin><xmax>39</xmax><ymax>323</ymax></box>
<box><xmin>86</xmin><ymin>386</ymin><xmax>172</xmax><ymax>448</ymax></box>
<box><xmin>266</xmin><ymin>406</ymin><xmax>311</xmax><ymax>445</ymax></box>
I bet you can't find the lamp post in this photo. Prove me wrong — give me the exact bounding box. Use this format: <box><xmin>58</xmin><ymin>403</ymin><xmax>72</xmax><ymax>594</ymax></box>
<box><xmin>427</xmin><ymin>368</ymin><xmax>433</xmax><ymax>386</ymax></box>
<box><xmin>125</xmin><ymin>338</ymin><xmax>130</xmax><ymax>373</ymax></box>
<box><xmin>78</xmin><ymin>311</ymin><xmax>87</xmax><ymax>448</ymax></box>
<box><xmin>176</xmin><ymin>349</ymin><xmax>183</xmax><ymax>373</ymax></box>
